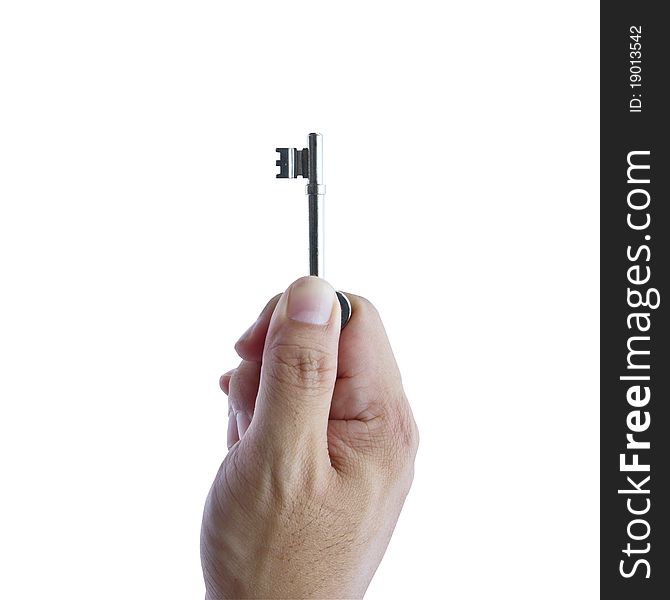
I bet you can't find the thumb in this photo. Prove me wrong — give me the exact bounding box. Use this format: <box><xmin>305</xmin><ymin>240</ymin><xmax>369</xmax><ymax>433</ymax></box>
<box><xmin>252</xmin><ymin>276</ymin><xmax>341</xmax><ymax>453</ymax></box>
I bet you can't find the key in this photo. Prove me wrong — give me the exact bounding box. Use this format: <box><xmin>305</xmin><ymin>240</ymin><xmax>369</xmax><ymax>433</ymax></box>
<box><xmin>276</xmin><ymin>133</ymin><xmax>351</xmax><ymax>327</ymax></box>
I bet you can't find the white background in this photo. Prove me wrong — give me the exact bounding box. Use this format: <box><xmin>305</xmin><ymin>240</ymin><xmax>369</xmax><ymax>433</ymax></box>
<box><xmin>0</xmin><ymin>1</ymin><xmax>599</xmax><ymax>598</ymax></box>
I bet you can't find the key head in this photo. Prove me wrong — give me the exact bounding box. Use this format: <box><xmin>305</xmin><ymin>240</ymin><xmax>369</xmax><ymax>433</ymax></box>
<box><xmin>337</xmin><ymin>291</ymin><xmax>351</xmax><ymax>328</ymax></box>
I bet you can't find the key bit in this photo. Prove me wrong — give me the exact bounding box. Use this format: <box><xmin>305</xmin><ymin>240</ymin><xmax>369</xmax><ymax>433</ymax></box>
<box><xmin>276</xmin><ymin>133</ymin><xmax>351</xmax><ymax>327</ymax></box>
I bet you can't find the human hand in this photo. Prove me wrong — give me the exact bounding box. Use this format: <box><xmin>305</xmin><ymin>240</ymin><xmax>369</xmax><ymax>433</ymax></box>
<box><xmin>201</xmin><ymin>276</ymin><xmax>419</xmax><ymax>599</ymax></box>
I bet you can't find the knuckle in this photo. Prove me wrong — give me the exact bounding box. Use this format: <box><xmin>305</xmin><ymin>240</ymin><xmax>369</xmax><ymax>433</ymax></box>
<box><xmin>386</xmin><ymin>402</ymin><xmax>420</xmax><ymax>460</ymax></box>
<box><xmin>351</xmin><ymin>404</ymin><xmax>419</xmax><ymax>476</ymax></box>
<box><xmin>355</xmin><ymin>295</ymin><xmax>380</xmax><ymax>320</ymax></box>
<box><xmin>265</xmin><ymin>341</ymin><xmax>335</xmax><ymax>392</ymax></box>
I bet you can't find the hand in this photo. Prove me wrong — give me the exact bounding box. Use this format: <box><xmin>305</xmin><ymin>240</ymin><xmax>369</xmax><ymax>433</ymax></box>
<box><xmin>201</xmin><ymin>277</ymin><xmax>419</xmax><ymax>599</ymax></box>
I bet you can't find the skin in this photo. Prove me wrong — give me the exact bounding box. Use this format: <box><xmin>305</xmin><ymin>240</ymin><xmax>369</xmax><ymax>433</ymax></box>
<box><xmin>201</xmin><ymin>277</ymin><xmax>419</xmax><ymax>599</ymax></box>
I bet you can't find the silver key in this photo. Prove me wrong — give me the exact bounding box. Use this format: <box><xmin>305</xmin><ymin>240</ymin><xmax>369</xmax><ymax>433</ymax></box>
<box><xmin>276</xmin><ymin>133</ymin><xmax>351</xmax><ymax>327</ymax></box>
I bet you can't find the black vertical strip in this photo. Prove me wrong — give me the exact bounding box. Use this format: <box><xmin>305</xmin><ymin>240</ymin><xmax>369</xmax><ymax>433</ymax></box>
<box><xmin>601</xmin><ymin>2</ymin><xmax>669</xmax><ymax>596</ymax></box>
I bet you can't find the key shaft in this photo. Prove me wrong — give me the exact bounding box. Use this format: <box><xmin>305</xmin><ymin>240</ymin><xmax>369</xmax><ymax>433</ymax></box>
<box><xmin>307</xmin><ymin>133</ymin><xmax>325</xmax><ymax>277</ymax></box>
